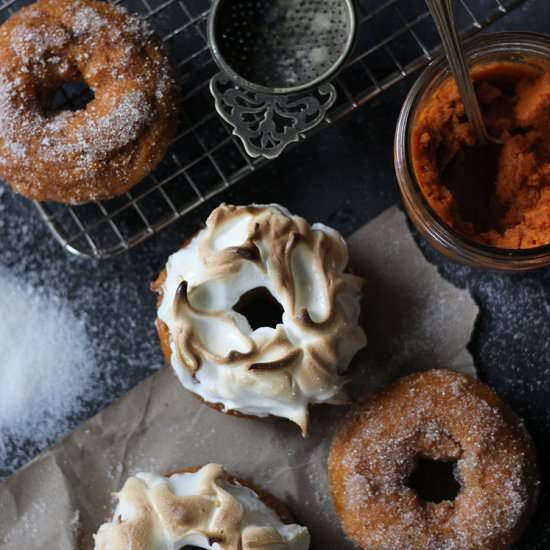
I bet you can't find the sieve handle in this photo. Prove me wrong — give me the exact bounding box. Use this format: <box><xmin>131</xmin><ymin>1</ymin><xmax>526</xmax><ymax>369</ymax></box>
<box><xmin>210</xmin><ymin>73</ymin><xmax>337</xmax><ymax>160</ymax></box>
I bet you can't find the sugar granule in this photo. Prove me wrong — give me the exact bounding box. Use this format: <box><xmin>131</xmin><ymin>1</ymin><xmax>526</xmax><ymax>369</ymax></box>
<box><xmin>0</xmin><ymin>268</ymin><xmax>97</xmax><ymax>456</ymax></box>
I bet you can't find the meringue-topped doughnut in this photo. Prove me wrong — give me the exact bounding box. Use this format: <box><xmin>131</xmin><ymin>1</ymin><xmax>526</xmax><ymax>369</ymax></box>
<box><xmin>153</xmin><ymin>203</ymin><xmax>366</xmax><ymax>434</ymax></box>
<box><xmin>93</xmin><ymin>463</ymin><xmax>310</xmax><ymax>550</ymax></box>
<box><xmin>0</xmin><ymin>0</ymin><xmax>179</xmax><ymax>204</ymax></box>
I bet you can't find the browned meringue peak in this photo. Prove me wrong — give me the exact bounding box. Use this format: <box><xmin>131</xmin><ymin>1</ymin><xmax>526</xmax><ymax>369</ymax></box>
<box><xmin>93</xmin><ymin>463</ymin><xmax>310</xmax><ymax>550</ymax></box>
<box><xmin>157</xmin><ymin>204</ymin><xmax>367</xmax><ymax>433</ymax></box>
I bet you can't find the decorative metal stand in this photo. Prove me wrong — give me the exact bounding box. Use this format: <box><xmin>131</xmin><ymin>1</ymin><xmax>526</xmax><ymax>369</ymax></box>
<box><xmin>211</xmin><ymin>75</ymin><xmax>337</xmax><ymax>160</ymax></box>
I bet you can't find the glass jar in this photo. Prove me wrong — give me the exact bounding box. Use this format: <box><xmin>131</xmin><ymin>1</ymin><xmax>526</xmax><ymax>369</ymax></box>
<box><xmin>394</xmin><ymin>32</ymin><xmax>550</xmax><ymax>271</ymax></box>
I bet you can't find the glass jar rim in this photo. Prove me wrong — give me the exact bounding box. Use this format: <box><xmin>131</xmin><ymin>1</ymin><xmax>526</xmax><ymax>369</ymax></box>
<box><xmin>395</xmin><ymin>31</ymin><xmax>550</xmax><ymax>265</ymax></box>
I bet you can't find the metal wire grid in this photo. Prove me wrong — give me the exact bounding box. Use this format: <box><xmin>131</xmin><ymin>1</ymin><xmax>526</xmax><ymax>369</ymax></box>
<box><xmin>0</xmin><ymin>0</ymin><xmax>527</xmax><ymax>259</ymax></box>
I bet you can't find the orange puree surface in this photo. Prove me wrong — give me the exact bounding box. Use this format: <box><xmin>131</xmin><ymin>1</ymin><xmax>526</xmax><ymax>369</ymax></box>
<box><xmin>412</xmin><ymin>62</ymin><xmax>550</xmax><ymax>249</ymax></box>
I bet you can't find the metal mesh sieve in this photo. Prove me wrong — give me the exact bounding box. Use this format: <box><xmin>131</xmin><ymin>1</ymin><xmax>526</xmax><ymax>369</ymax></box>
<box><xmin>209</xmin><ymin>0</ymin><xmax>356</xmax><ymax>94</ymax></box>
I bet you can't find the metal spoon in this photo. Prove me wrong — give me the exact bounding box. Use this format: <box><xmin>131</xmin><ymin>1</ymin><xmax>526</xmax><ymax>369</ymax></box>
<box><xmin>425</xmin><ymin>0</ymin><xmax>501</xmax><ymax>145</ymax></box>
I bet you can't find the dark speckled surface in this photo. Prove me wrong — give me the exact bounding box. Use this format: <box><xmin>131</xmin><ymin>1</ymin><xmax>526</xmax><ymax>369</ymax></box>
<box><xmin>0</xmin><ymin>0</ymin><xmax>549</xmax><ymax>548</ymax></box>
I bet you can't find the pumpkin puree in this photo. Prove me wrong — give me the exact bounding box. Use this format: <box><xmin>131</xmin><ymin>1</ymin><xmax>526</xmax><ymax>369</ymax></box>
<box><xmin>412</xmin><ymin>62</ymin><xmax>550</xmax><ymax>249</ymax></box>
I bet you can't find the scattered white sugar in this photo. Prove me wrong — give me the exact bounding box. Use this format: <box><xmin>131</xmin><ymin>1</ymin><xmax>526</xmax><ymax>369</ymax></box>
<box><xmin>0</xmin><ymin>77</ymin><xmax>27</xmax><ymax>160</ymax></box>
<box><xmin>72</xmin><ymin>5</ymin><xmax>107</xmax><ymax>37</ymax></box>
<box><xmin>0</xmin><ymin>268</ymin><xmax>97</xmax><ymax>456</ymax></box>
<box><xmin>2</xmin><ymin>500</ymin><xmax>45</xmax><ymax>544</ymax></box>
<box><xmin>311</xmin><ymin>46</ymin><xmax>329</xmax><ymax>66</ymax></box>
<box><xmin>0</xmin><ymin>185</ymin><xmax>164</xmax><ymax>480</ymax></box>
<box><xmin>312</xmin><ymin>13</ymin><xmax>332</xmax><ymax>32</ymax></box>
<box><xmin>114</xmin><ymin>7</ymin><xmax>156</xmax><ymax>38</ymax></box>
<box><xmin>9</xmin><ymin>23</ymin><xmax>69</xmax><ymax>62</ymax></box>
<box><xmin>69</xmin><ymin>509</ymin><xmax>81</xmax><ymax>533</ymax></box>
<box><xmin>70</xmin><ymin>1</ymin><xmax>153</xmax><ymax>40</ymax></box>
<box><xmin>473</xmin><ymin>275</ymin><xmax>550</xmax><ymax>387</ymax></box>
<box><xmin>74</xmin><ymin>90</ymin><xmax>154</xmax><ymax>160</ymax></box>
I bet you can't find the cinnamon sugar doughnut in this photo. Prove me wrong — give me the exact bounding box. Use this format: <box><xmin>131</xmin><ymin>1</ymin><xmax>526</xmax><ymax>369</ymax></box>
<box><xmin>329</xmin><ymin>370</ymin><xmax>539</xmax><ymax>550</ymax></box>
<box><xmin>0</xmin><ymin>0</ymin><xmax>178</xmax><ymax>204</ymax></box>
<box><xmin>93</xmin><ymin>463</ymin><xmax>310</xmax><ymax>549</ymax></box>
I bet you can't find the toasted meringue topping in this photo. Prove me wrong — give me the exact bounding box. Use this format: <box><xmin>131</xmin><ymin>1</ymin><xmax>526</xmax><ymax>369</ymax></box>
<box><xmin>156</xmin><ymin>204</ymin><xmax>366</xmax><ymax>433</ymax></box>
<box><xmin>93</xmin><ymin>464</ymin><xmax>310</xmax><ymax>550</ymax></box>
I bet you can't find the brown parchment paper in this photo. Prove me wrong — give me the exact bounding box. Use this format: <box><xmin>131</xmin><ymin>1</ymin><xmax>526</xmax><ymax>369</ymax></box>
<box><xmin>0</xmin><ymin>207</ymin><xmax>478</xmax><ymax>550</ymax></box>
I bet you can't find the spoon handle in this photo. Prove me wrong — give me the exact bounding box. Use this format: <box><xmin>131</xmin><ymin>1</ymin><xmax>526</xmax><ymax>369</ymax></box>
<box><xmin>425</xmin><ymin>0</ymin><xmax>492</xmax><ymax>145</ymax></box>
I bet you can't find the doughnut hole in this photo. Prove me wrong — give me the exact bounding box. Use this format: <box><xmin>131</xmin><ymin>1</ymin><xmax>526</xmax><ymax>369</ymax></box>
<box><xmin>48</xmin><ymin>78</ymin><xmax>95</xmax><ymax>112</ymax></box>
<box><xmin>33</xmin><ymin>59</ymin><xmax>95</xmax><ymax>113</ymax></box>
<box><xmin>406</xmin><ymin>456</ymin><xmax>461</xmax><ymax>503</ymax></box>
<box><xmin>233</xmin><ymin>287</ymin><xmax>284</xmax><ymax>330</ymax></box>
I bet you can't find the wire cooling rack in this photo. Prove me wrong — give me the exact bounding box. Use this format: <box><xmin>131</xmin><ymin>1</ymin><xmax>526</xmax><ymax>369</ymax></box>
<box><xmin>0</xmin><ymin>0</ymin><xmax>527</xmax><ymax>259</ymax></box>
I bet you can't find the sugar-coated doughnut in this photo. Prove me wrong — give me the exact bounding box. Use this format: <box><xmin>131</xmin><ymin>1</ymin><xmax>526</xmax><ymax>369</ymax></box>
<box><xmin>0</xmin><ymin>0</ymin><xmax>178</xmax><ymax>204</ymax></box>
<box><xmin>329</xmin><ymin>369</ymin><xmax>539</xmax><ymax>550</ymax></box>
